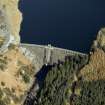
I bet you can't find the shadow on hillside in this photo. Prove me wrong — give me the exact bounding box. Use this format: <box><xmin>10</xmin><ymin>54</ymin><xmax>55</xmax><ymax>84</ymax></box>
<box><xmin>35</xmin><ymin>64</ymin><xmax>53</xmax><ymax>88</ymax></box>
<box><xmin>23</xmin><ymin>64</ymin><xmax>53</xmax><ymax>105</ymax></box>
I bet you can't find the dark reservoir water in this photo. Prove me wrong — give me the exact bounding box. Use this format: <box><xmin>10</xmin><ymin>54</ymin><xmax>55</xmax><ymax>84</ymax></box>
<box><xmin>19</xmin><ymin>0</ymin><xmax>105</xmax><ymax>53</ymax></box>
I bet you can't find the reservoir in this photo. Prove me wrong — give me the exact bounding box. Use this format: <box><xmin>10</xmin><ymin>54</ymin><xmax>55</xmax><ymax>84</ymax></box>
<box><xmin>19</xmin><ymin>0</ymin><xmax>105</xmax><ymax>53</ymax></box>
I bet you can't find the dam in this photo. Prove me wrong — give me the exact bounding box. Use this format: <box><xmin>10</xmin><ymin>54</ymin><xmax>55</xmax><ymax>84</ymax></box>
<box><xmin>20</xmin><ymin>43</ymin><xmax>88</xmax><ymax>73</ymax></box>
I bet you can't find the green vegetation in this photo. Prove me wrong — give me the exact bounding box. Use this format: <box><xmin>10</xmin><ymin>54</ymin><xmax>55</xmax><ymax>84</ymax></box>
<box><xmin>0</xmin><ymin>56</ymin><xmax>8</xmax><ymax>71</ymax></box>
<box><xmin>8</xmin><ymin>43</ymin><xmax>17</xmax><ymax>50</ymax></box>
<box><xmin>37</xmin><ymin>55</ymin><xmax>88</xmax><ymax>105</ymax></box>
<box><xmin>3</xmin><ymin>87</ymin><xmax>12</xmax><ymax>96</ymax></box>
<box><xmin>1</xmin><ymin>81</ymin><xmax>5</xmax><ymax>87</ymax></box>
<box><xmin>0</xmin><ymin>88</ymin><xmax>3</xmax><ymax>99</ymax></box>
<box><xmin>0</xmin><ymin>41</ymin><xmax>4</xmax><ymax>48</ymax></box>
<box><xmin>17</xmin><ymin>64</ymin><xmax>35</xmax><ymax>84</ymax></box>
<box><xmin>0</xmin><ymin>36</ymin><xmax>5</xmax><ymax>48</ymax></box>
<box><xmin>17</xmin><ymin>60</ymin><xmax>24</xmax><ymax>66</ymax></box>
<box><xmin>23</xmin><ymin>74</ymin><xmax>30</xmax><ymax>83</ymax></box>
<box><xmin>11</xmin><ymin>88</ymin><xmax>15</xmax><ymax>93</ymax></box>
<box><xmin>0</xmin><ymin>88</ymin><xmax>11</xmax><ymax>105</ymax></box>
<box><xmin>3</xmin><ymin>96</ymin><xmax>11</xmax><ymax>105</ymax></box>
<box><xmin>0</xmin><ymin>100</ymin><xmax>6</xmax><ymax>105</ymax></box>
<box><xmin>0</xmin><ymin>87</ymin><xmax>24</xmax><ymax>105</ymax></box>
<box><xmin>72</xmin><ymin>80</ymin><xmax>105</xmax><ymax>105</ymax></box>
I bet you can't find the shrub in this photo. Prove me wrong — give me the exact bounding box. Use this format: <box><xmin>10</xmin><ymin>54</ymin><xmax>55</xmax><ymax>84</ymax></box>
<box><xmin>0</xmin><ymin>58</ymin><xmax>8</xmax><ymax>71</ymax></box>
<box><xmin>1</xmin><ymin>82</ymin><xmax>5</xmax><ymax>86</ymax></box>
<box><xmin>8</xmin><ymin>44</ymin><xmax>16</xmax><ymax>50</ymax></box>
<box><xmin>3</xmin><ymin>88</ymin><xmax>12</xmax><ymax>96</ymax></box>
<box><xmin>23</xmin><ymin>74</ymin><xmax>30</xmax><ymax>83</ymax></box>
<box><xmin>17</xmin><ymin>64</ymin><xmax>34</xmax><ymax>84</ymax></box>
<box><xmin>0</xmin><ymin>88</ymin><xmax>3</xmax><ymax>99</ymax></box>
<box><xmin>0</xmin><ymin>100</ymin><xmax>6</xmax><ymax>105</ymax></box>
<box><xmin>3</xmin><ymin>96</ymin><xmax>11</xmax><ymax>104</ymax></box>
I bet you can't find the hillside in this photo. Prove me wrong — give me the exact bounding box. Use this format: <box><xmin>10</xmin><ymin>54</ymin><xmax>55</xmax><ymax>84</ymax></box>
<box><xmin>0</xmin><ymin>45</ymin><xmax>36</xmax><ymax>105</ymax></box>
<box><xmin>71</xmin><ymin>28</ymin><xmax>105</xmax><ymax>105</ymax></box>
<box><xmin>32</xmin><ymin>28</ymin><xmax>105</xmax><ymax>105</ymax></box>
<box><xmin>0</xmin><ymin>0</ymin><xmax>105</xmax><ymax>105</ymax></box>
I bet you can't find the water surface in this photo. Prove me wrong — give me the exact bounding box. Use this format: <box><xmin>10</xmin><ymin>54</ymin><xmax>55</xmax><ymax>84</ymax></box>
<box><xmin>19</xmin><ymin>0</ymin><xmax>105</xmax><ymax>53</ymax></box>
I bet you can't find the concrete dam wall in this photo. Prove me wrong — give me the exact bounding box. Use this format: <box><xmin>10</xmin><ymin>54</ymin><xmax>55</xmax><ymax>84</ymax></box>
<box><xmin>20</xmin><ymin>43</ymin><xmax>88</xmax><ymax>72</ymax></box>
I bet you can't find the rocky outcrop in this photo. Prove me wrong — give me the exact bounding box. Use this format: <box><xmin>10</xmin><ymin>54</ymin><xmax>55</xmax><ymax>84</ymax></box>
<box><xmin>92</xmin><ymin>28</ymin><xmax>105</xmax><ymax>49</ymax></box>
<box><xmin>0</xmin><ymin>0</ymin><xmax>22</xmax><ymax>44</ymax></box>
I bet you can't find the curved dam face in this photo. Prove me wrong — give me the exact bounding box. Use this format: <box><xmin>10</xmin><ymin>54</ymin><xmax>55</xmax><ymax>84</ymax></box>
<box><xmin>20</xmin><ymin>43</ymin><xmax>88</xmax><ymax>73</ymax></box>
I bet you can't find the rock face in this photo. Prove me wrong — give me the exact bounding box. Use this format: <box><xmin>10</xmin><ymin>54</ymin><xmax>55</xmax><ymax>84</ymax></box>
<box><xmin>93</xmin><ymin>28</ymin><xmax>105</xmax><ymax>49</ymax></box>
<box><xmin>97</xmin><ymin>28</ymin><xmax>105</xmax><ymax>47</ymax></box>
<box><xmin>0</xmin><ymin>0</ymin><xmax>22</xmax><ymax>44</ymax></box>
